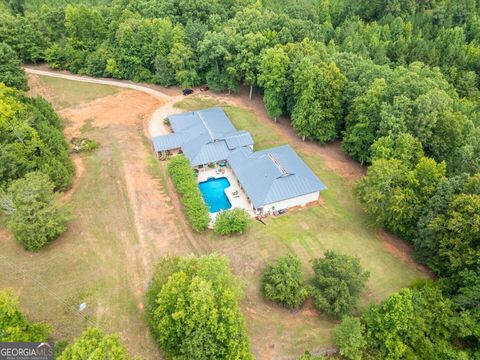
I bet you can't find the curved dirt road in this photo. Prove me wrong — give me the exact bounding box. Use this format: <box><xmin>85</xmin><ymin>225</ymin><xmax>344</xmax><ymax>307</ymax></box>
<box><xmin>24</xmin><ymin>67</ymin><xmax>183</xmax><ymax>138</ymax></box>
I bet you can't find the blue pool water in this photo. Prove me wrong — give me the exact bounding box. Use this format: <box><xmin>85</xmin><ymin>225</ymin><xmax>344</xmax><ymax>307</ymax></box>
<box><xmin>198</xmin><ymin>177</ymin><xmax>232</xmax><ymax>213</ymax></box>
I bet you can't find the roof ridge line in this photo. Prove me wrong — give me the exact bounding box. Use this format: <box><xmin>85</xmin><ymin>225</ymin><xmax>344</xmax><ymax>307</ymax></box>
<box><xmin>197</xmin><ymin>111</ymin><xmax>215</xmax><ymax>141</ymax></box>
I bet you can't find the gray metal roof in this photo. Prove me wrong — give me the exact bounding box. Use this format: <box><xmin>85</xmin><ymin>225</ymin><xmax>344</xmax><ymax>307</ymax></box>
<box><xmin>227</xmin><ymin>145</ymin><xmax>327</xmax><ymax>208</ymax></box>
<box><xmin>224</xmin><ymin>131</ymin><xmax>254</xmax><ymax>150</ymax></box>
<box><xmin>151</xmin><ymin>107</ymin><xmax>254</xmax><ymax>166</ymax></box>
<box><xmin>152</xmin><ymin>133</ymin><xmax>190</xmax><ymax>152</ymax></box>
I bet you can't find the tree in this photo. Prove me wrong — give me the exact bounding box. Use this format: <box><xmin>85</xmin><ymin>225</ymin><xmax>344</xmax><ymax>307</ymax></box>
<box><xmin>363</xmin><ymin>288</ymin><xmax>415</xmax><ymax>359</ymax></box>
<box><xmin>342</xmin><ymin>78</ymin><xmax>388</xmax><ymax>164</ymax></box>
<box><xmin>0</xmin><ymin>84</ymin><xmax>73</xmax><ymax>190</ymax></box>
<box><xmin>198</xmin><ymin>30</ymin><xmax>237</xmax><ymax>92</ymax></box>
<box><xmin>234</xmin><ymin>32</ymin><xmax>269</xmax><ymax>99</ymax></box>
<box><xmin>0</xmin><ymin>288</ymin><xmax>51</xmax><ymax>342</ymax></box>
<box><xmin>332</xmin><ymin>316</ymin><xmax>366</xmax><ymax>360</ymax></box>
<box><xmin>1</xmin><ymin>172</ymin><xmax>69</xmax><ymax>251</ymax></box>
<box><xmin>429</xmin><ymin>193</ymin><xmax>480</xmax><ymax>276</ymax></box>
<box><xmin>370</xmin><ymin>132</ymin><xmax>424</xmax><ymax>168</ymax></box>
<box><xmin>147</xmin><ymin>255</ymin><xmax>253</xmax><ymax>360</ymax></box>
<box><xmin>258</xmin><ymin>47</ymin><xmax>290</xmax><ymax>120</ymax></box>
<box><xmin>168</xmin><ymin>41</ymin><xmax>199</xmax><ymax>88</ymax></box>
<box><xmin>261</xmin><ymin>255</ymin><xmax>309</xmax><ymax>309</ymax></box>
<box><xmin>292</xmin><ymin>58</ymin><xmax>346</xmax><ymax>143</ymax></box>
<box><xmin>0</xmin><ymin>42</ymin><xmax>28</xmax><ymax>90</ymax></box>
<box><xmin>213</xmin><ymin>208</ymin><xmax>250</xmax><ymax>235</ymax></box>
<box><xmin>58</xmin><ymin>327</ymin><xmax>133</xmax><ymax>360</ymax></box>
<box><xmin>362</xmin><ymin>283</ymin><xmax>469</xmax><ymax>359</ymax></box>
<box><xmin>310</xmin><ymin>251</ymin><xmax>369</xmax><ymax>318</ymax></box>
<box><xmin>356</xmin><ymin>157</ymin><xmax>445</xmax><ymax>238</ymax></box>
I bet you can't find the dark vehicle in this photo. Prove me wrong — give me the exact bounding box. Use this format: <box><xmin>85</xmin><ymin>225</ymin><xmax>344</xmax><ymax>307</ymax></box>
<box><xmin>182</xmin><ymin>89</ymin><xmax>194</xmax><ymax>96</ymax></box>
<box><xmin>200</xmin><ymin>86</ymin><xmax>210</xmax><ymax>92</ymax></box>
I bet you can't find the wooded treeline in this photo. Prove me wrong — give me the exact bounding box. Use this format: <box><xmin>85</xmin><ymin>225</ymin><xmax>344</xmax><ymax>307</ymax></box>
<box><xmin>0</xmin><ymin>0</ymin><xmax>479</xmax><ymax>358</ymax></box>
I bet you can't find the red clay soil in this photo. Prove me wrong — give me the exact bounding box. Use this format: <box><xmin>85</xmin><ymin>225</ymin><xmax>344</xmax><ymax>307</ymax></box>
<box><xmin>378</xmin><ymin>230</ymin><xmax>433</xmax><ymax>275</ymax></box>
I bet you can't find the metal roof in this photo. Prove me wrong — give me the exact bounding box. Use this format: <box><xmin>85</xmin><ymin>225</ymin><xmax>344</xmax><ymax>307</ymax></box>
<box><xmin>152</xmin><ymin>133</ymin><xmax>190</xmax><ymax>152</ymax></box>
<box><xmin>227</xmin><ymin>145</ymin><xmax>327</xmax><ymax>208</ymax></box>
<box><xmin>224</xmin><ymin>131</ymin><xmax>254</xmax><ymax>150</ymax></box>
<box><xmin>152</xmin><ymin>108</ymin><xmax>326</xmax><ymax>206</ymax></box>
<box><xmin>152</xmin><ymin>107</ymin><xmax>254</xmax><ymax>166</ymax></box>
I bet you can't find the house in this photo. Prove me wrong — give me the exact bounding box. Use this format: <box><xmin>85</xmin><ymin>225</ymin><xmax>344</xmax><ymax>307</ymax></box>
<box><xmin>152</xmin><ymin>107</ymin><xmax>326</xmax><ymax>215</ymax></box>
<box><xmin>152</xmin><ymin>107</ymin><xmax>254</xmax><ymax>166</ymax></box>
<box><xmin>227</xmin><ymin>145</ymin><xmax>326</xmax><ymax>214</ymax></box>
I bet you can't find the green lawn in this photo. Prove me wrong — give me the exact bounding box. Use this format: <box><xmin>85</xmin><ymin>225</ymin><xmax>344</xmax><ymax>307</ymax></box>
<box><xmin>175</xmin><ymin>96</ymin><xmax>429</xmax><ymax>356</ymax></box>
<box><xmin>0</xmin><ymin>80</ymin><xmax>428</xmax><ymax>360</ymax></box>
<box><xmin>0</xmin><ymin>127</ymin><xmax>160</xmax><ymax>359</ymax></box>
<box><xmin>37</xmin><ymin>75</ymin><xmax>118</xmax><ymax>109</ymax></box>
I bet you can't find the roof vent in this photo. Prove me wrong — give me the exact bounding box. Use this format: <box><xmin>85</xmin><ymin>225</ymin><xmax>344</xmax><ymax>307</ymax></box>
<box><xmin>268</xmin><ymin>153</ymin><xmax>289</xmax><ymax>176</ymax></box>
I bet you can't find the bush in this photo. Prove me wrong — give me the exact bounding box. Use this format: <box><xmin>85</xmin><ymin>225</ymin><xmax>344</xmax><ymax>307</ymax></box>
<box><xmin>167</xmin><ymin>155</ymin><xmax>209</xmax><ymax>232</ymax></box>
<box><xmin>0</xmin><ymin>288</ymin><xmax>51</xmax><ymax>341</ymax></box>
<box><xmin>146</xmin><ymin>254</ymin><xmax>253</xmax><ymax>359</ymax></box>
<box><xmin>213</xmin><ymin>208</ymin><xmax>250</xmax><ymax>235</ymax></box>
<box><xmin>310</xmin><ymin>251</ymin><xmax>370</xmax><ymax>318</ymax></box>
<box><xmin>332</xmin><ymin>316</ymin><xmax>366</xmax><ymax>360</ymax></box>
<box><xmin>58</xmin><ymin>327</ymin><xmax>132</xmax><ymax>360</ymax></box>
<box><xmin>261</xmin><ymin>254</ymin><xmax>309</xmax><ymax>308</ymax></box>
<box><xmin>1</xmin><ymin>172</ymin><xmax>70</xmax><ymax>251</ymax></box>
<box><xmin>71</xmin><ymin>137</ymin><xmax>99</xmax><ymax>153</ymax></box>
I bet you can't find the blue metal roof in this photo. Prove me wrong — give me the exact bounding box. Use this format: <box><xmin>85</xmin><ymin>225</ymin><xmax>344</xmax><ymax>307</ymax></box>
<box><xmin>152</xmin><ymin>133</ymin><xmax>190</xmax><ymax>152</ymax></box>
<box><xmin>152</xmin><ymin>107</ymin><xmax>254</xmax><ymax>166</ymax></box>
<box><xmin>224</xmin><ymin>131</ymin><xmax>254</xmax><ymax>150</ymax></box>
<box><xmin>227</xmin><ymin>145</ymin><xmax>327</xmax><ymax>208</ymax></box>
<box><xmin>152</xmin><ymin>108</ymin><xmax>326</xmax><ymax>207</ymax></box>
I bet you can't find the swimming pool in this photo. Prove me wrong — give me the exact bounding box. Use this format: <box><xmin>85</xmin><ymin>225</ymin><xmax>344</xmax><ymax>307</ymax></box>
<box><xmin>198</xmin><ymin>177</ymin><xmax>232</xmax><ymax>213</ymax></box>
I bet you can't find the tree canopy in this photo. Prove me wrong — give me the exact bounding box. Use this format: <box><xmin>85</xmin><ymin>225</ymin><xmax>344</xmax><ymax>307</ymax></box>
<box><xmin>58</xmin><ymin>327</ymin><xmax>133</xmax><ymax>360</ymax></box>
<box><xmin>0</xmin><ymin>288</ymin><xmax>51</xmax><ymax>342</ymax></box>
<box><xmin>146</xmin><ymin>255</ymin><xmax>253</xmax><ymax>360</ymax></box>
<box><xmin>0</xmin><ymin>171</ymin><xmax>69</xmax><ymax>250</ymax></box>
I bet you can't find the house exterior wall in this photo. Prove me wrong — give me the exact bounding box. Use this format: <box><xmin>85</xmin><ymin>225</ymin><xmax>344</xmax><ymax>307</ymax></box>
<box><xmin>260</xmin><ymin>191</ymin><xmax>319</xmax><ymax>213</ymax></box>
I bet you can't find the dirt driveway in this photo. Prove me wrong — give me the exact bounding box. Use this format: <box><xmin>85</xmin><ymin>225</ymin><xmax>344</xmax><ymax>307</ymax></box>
<box><xmin>24</xmin><ymin>68</ymin><xmax>419</xmax><ymax>360</ymax></box>
<box><xmin>27</xmin><ymin>73</ymin><xmax>198</xmax><ymax>358</ymax></box>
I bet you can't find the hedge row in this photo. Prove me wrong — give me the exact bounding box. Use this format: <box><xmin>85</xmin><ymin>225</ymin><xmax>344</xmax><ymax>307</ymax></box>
<box><xmin>167</xmin><ymin>155</ymin><xmax>210</xmax><ymax>232</ymax></box>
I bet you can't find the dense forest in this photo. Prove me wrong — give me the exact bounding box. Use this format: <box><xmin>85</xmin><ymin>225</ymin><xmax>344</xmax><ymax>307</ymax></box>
<box><xmin>0</xmin><ymin>0</ymin><xmax>479</xmax><ymax>358</ymax></box>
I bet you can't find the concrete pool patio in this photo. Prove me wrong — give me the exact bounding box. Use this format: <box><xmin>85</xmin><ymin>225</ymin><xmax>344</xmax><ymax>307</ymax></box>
<box><xmin>197</xmin><ymin>166</ymin><xmax>256</xmax><ymax>221</ymax></box>
<box><xmin>152</xmin><ymin>107</ymin><xmax>326</xmax><ymax>217</ymax></box>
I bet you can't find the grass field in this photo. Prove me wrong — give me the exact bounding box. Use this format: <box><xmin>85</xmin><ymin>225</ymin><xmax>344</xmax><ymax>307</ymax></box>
<box><xmin>35</xmin><ymin>75</ymin><xmax>118</xmax><ymax>109</ymax></box>
<box><xmin>174</xmin><ymin>96</ymin><xmax>430</xmax><ymax>356</ymax></box>
<box><xmin>0</xmin><ymin>77</ymin><xmax>429</xmax><ymax>360</ymax></box>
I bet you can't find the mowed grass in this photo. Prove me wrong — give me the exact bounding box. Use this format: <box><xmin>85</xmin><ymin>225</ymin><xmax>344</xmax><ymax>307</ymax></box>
<box><xmin>37</xmin><ymin>75</ymin><xmax>118</xmax><ymax>109</ymax></box>
<box><xmin>0</xmin><ymin>128</ymin><xmax>159</xmax><ymax>359</ymax></box>
<box><xmin>175</xmin><ymin>96</ymin><xmax>429</xmax><ymax>356</ymax></box>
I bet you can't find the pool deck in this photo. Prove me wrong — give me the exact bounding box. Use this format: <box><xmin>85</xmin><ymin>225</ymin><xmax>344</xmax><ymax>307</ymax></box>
<box><xmin>197</xmin><ymin>167</ymin><xmax>255</xmax><ymax>222</ymax></box>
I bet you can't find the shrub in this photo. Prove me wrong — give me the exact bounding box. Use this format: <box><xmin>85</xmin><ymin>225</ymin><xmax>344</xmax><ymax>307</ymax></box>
<box><xmin>58</xmin><ymin>327</ymin><xmax>132</xmax><ymax>359</ymax></box>
<box><xmin>71</xmin><ymin>137</ymin><xmax>99</xmax><ymax>153</ymax></box>
<box><xmin>332</xmin><ymin>316</ymin><xmax>366</xmax><ymax>360</ymax></box>
<box><xmin>261</xmin><ymin>254</ymin><xmax>309</xmax><ymax>308</ymax></box>
<box><xmin>310</xmin><ymin>251</ymin><xmax>370</xmax><ymax>318</ymax></box>
<box><xmin>1</xmin><ymin>172</ymin><xmax>70</xmax><ymax>251</ymax></box>
<box><xmin>167</xmin><ymin>155</ymin><xmax>209</xmax><ymax>231</ymax></box>
<box><xmin>0</xmin><ymin>288</ymin><xmax>51</xmax><ymax>341</ymax></box>
<box><xmin>146</xmin><ymin>254</ymin><xmax>253</xmax><ymax>360</ymax></box>
<box><xmin>213</xmin><ymin>208</ymin><xmax>250</xmax><ymax>235</ymax></box>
